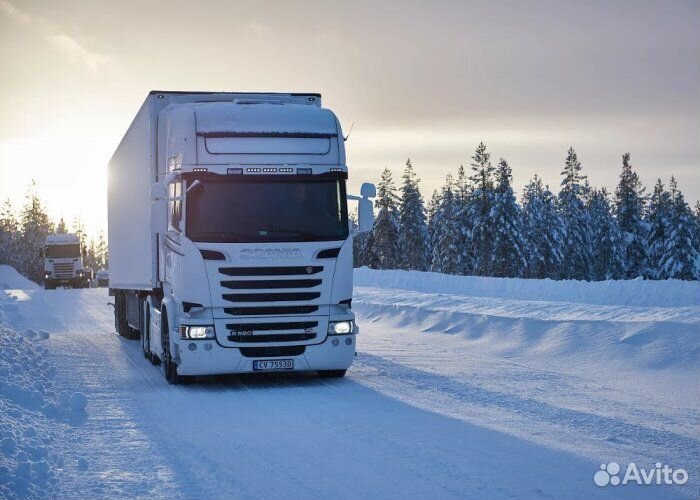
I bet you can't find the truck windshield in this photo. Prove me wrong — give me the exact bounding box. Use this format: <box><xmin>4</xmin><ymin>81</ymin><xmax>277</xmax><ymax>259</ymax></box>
<box><xmin>186</xmin><ymin>178</ymin><xmax>349</xmax><ymax>243</ymax></box>
<box><xmin>45</xmin><ymin>244</ymin><xmax>80</xmax><ymax>258</ymax></box>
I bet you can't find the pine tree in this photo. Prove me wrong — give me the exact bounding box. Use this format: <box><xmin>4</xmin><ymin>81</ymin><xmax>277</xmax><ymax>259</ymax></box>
<box><xmin>19</xmin><ymin>181</ymin><xmax>54</xmax><ymax>282</ymax></box>
<box><xmin>0</xmin><ymin>199</ymin><xmax>21</xmax><ymax>269</ymax></box>
<box><xmin>56</xmin><ymin>217</ymin><xmax>68</xmax><ymax>234</ymax></box>
<box><xmin>453</xmin><ymin>163</ymin><xmax>474</xmax><ymax>275</ymax></box>
<box><xmin>72</xmin><ymin>217</ymin><xmax>87</xmax><ymax>256</ymax></box>
<box><xmin>365</xmin><ymin>167</ymin><xmax>400</xmax><ymax>269</ymax></box>
<box><xmin>430</xmin><ymin>174</ymin><xmax>460</xmax><ymax>274</ymax></box>
<box><xmin>427</xmin><ymin>189</ymin><xmax>441</xmax><ymax>260</ymax></box>
<box><xmin>588</xmin><ymin>188</ymin><xmax>625</xmax><ymax>280</ymax></box>
<box><xmin>95</xmin><ymin>230</ymin><xmax>108</xmax><ymax>270</ymax></box>
<box><xmin>614</xmin><ymin>153</ymin><xmax>647</xmax><ymax>278</ymax></box>
<box><xmin>693</xmin><ymin>202</ymin><xmax>700</xmax><ymax>277</ymax></box>
<box><xmin>489</xmin><ymin>159</ymin><xmax>526</xmax><ymax>277</ymax></box>
<box><xmin>466</xmin><ymin>142</ymin><xmax>495</xmax><ymax>275</ymax></box>
<box><xmin>521</xmin><ymin>176</ymin><xmax>564</xmax><ymax>279</ymax></box>
<box><xmin>645</xmin><ymin>179</ymin><xmax>672</xmax><ymax>279</ymax></box>
<box><xmin>659</xmin><ymin>177</ymin><xmax>699</xmax><ymax>280</ymax></box>
<box><xmin>85</xmin><ymin>238</ymin><xmax>98</xmax><ymax>270</ymax></box>
<box><xmin>558</xmin><ymin>148</ymin><xmax>592</xmax><ymax>280</ymax></box>
<box><xmin>397</xmin><ymin>159</ymin><xmax>429</xmax><ymax>271</ymax></box>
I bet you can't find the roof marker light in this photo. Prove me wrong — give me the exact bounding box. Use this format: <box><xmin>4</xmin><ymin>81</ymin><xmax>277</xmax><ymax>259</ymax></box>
<box><xmin>330</xmin><ymin>167</ymin><xmax>343</xmax><ymax>172</ymax></box>
<box><xmin>279</xmin><ymin>167</ymin><xmax>294</xmax><ymax>173</ymax></box>
<box><xmin>263</xmin><ymin>167</ymin><xmax>277</xmax><ymax>173</ymax></box>
<box><xmin>247</xmin><ymin>167</ymin><xmax>262</xmax><ymax>173</ymax></box>
<box><xmin>193</xmin><ymin>167</ymin><xmax>208</xmax><ymax>172</ymax></box>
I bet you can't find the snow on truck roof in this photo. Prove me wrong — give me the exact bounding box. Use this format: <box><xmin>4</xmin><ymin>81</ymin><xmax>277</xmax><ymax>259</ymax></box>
<box><xmin>45</xmin><ymin>234</ymin><xmax>80</xmax><ymax>245</ymax></box>
<box><xmin>168</xmin><ymin>102</ymin><xmax>339</xmax><ymax>136</ymax></box>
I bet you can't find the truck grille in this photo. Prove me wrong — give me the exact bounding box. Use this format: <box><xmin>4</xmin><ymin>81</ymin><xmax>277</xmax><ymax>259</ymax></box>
<box><xmin>219</xmin><ymin>266</ymin><xmax>323</xmax><ymax>306</ymax></box>
<box><xmin>218</xmin><ymin>265</ymin><xmax>326</xmax><ymax>343</ymax></box>
<box><xmin>226</xmin><ymin>321</ymin><xmax>318</xmax><ymax>343</ymax></box>
<box><xmin>223</xmin><ymin>292</ymin><xmax>320</xmax><ymax>302</ymax></box>
<box><xmin>53</xmin><ymin>263</ymin><xmax>74</xmax><ymax>279</ymax></box>
<box><xmin>221</xmin><ymin>279</ymin><xmax>322</xmax><ymax>289</ymax></box>
<box><xmin>220</xmin><ymin>266</ymin><xmax>322</xmax><ymax>276</ymax></box>
<box><xmin>224</xmin><ymin>306</ymin><xmax>319</xmax><ymax>316</ymax></box>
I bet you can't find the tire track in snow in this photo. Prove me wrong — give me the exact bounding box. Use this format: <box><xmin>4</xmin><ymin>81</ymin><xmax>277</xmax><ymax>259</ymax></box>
<box><xmin>356</xmin><ymin>353</ymin><xmax>700</xmax><ymax>470</ymax></box>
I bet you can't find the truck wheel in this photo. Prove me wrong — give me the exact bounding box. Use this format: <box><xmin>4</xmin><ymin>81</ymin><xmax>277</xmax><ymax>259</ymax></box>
<box><xmin>161</xmin><ymin>312</ymin><xmax>184</xmax><ymax>385</ymax></box>
<box><xmin>115</xmin><ymin>291</ymin><xmax>127</xmax><ymax>336</ymax></box>
<box><xmin>142</xmin><ymin>304</ymin><xmax>160</xmax><ymax>365</ymax></box>
<box><xmin>115</xmin><ymin>291</ymin><xmax>139</xmax><ymax>339</ymax></box>
<box><xmin>317</xmin><ymin>370</ymin><xmax>347</xmax><ymax>378</ymax></box>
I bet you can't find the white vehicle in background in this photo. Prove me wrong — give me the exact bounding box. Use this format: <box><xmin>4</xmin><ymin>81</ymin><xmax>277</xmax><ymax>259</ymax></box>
<box><xmin>41</xmin><ymin>234</ymin><xmax>91</xmax><ymax>289</ymax></box>
<box><xmin>108</xmin><ymin>91</ymin><xmax>375</xmax><ymax>384</ymax></box>
<box><xmin>95</xmin><ymin>269</ymin><xmax>109</xmax><ymax>287</ymax></box>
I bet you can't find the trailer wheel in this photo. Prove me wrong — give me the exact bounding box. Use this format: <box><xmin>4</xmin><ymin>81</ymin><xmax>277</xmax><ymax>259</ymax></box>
<box><xmin>115</xmin><ymin>291</ymin><xmax>128</xmax><ymax>336</ymax></box>
<box><xmin>161</xmin><ymin>311</ymin><xmax>184</xmax><ymax>385</ymax></box>
<box><xmin>317</xmin><ymin>370</ymin><xmax>347</xmax><ymax>378</ymax></box>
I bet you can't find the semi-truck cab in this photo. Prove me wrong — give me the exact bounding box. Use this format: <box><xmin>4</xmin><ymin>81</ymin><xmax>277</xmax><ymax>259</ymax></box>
<box><xmin>42</xmin><ymin>234</ymin><xmax>91</xmax><ymax>289</ymax></box>
<box><xmin>108</xmin><ymin>91</ymin><xmax>374</xmax><ymax>384</ymax></box>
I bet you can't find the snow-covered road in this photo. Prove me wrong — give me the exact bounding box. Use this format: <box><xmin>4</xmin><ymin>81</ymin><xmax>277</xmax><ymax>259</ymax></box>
<box><xmin>1</xmin><ymin>267</ymin><xmax>698</xmax><ymax>499</ymax></box>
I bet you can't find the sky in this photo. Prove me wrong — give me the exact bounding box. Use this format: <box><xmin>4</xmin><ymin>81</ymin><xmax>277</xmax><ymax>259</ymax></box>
<box><xmin>0</xmin><ymin>0</ymin><xmax>698</xmax><ymax>236</ymax></box>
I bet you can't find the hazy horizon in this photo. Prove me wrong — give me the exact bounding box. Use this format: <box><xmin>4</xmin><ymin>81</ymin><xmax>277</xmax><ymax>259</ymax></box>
<box><xmin>1</xmin><ymin>0</ymin><xmax>698</xmax><ymax>235</ymax></box>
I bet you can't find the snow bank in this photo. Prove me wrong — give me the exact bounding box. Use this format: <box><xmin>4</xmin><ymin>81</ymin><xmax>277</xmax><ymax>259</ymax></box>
<box><xmin>354</xmin><ymin>268</ymin><xmax>700</xmax><ymax>307</ymax></box>
<box><xmin>0</xmin><ymin>265</ymin><xmax>38</xmax><ymax>291</ymax></box>
<box><xmin>0</xmin><ymin>323</ymin><xmax>88</xmax><ymax>499</ymax></box>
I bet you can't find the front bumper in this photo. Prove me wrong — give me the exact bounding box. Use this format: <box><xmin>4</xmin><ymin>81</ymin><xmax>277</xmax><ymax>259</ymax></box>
<box><xmin>173</xmin><ymin>334</ymin><xmax>356</xmax><ymax>376</ymax></box>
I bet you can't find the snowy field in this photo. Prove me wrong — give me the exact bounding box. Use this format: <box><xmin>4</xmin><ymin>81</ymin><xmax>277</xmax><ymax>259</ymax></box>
<box><xmin>0</xmin><ymin>264</ymin><xmax>698</xmax><ymax>499</ymax></box>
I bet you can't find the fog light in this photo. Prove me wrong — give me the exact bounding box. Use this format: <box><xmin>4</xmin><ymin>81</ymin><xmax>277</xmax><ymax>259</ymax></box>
<box><xmin>180</xmin><ymin>325</ymin><xmax>215</xmax><ymax>339</ymax></box>
<box><xmin>345</xmin><ymin>337</ymin><xmax>352</xmax><ymax>345</ymax></box>
<box><xmin>328</xmin><ymin>321</ymin><xmax>353</xmax><ymax>335</ymax></box>
<box><xmin>331</xmin><ymin>338</ymin><xmax>339</xmax><ymax>346</ymax></box>
<box><xmin>188</xmin><ymin>343</ymin><xmax>197</xmax><ymax>351</ymax></box>
<box><xmin>204</xmin><ymin>342</ymin><xmax>213</xmax><ymax>351</ymax></box>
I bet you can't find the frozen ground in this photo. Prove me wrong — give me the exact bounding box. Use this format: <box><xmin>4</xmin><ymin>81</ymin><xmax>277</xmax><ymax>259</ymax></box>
<box><xmin>0</xmin><ymin>266</ymin><xmax>698</xmax><ymax>499</ymax></box>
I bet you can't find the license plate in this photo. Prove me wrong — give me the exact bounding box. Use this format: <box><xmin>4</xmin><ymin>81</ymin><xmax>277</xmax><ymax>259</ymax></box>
<box><xmin>252</xmin><ymin>359</ymin><xmax>294</xmax><ymax>371</ymax></box>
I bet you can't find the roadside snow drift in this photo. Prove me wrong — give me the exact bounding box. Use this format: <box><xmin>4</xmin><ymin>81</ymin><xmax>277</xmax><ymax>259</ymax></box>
<box><xmin>0</xmin><ymin>265</ymin><xmax>698</xmax><ymax>500</ymax></box>
<box><xmin>0</xmin><ymin>265</ymin><xmax>38</xmax><ymax>291</ymax></box>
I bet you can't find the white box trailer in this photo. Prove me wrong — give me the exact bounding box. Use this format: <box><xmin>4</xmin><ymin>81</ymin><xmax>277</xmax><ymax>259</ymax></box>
<box><xmin>108</xmin><ymin>91</ymin><xmax>375</xmax><ymax>384</ymax></box>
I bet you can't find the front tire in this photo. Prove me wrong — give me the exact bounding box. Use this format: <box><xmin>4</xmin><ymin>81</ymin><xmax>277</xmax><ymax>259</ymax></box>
<box><xmin>161</xmin><ymin>311</ymin><xmax>184</xmax><ymax>385</ymax></box>
<box><xmin>317</xmin><ymin>370</ymin><xmax>347</xmax><ymax>378</ymax></box>
<box><xmin>142</xmin><ymin>303</ymin><xmax>160</xmax><ymax>365</ymax></box>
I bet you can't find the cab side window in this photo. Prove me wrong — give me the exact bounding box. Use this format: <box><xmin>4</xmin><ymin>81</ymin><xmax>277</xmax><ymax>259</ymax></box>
<box><xmin>169</xmin><ymin>181</ymin><xmax>182</xmax><ymax>230</ymax></box>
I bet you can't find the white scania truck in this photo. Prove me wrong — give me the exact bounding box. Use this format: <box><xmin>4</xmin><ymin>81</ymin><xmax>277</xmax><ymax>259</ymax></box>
<box><xmin>108</xmin><ymin>91</ymin><xmax>374</xmax><ymax>384</ymax></box>
<box><xmin>42</xmin><ymin>234</ymin><xmax>90</xmax><ymax>289</ymax></box>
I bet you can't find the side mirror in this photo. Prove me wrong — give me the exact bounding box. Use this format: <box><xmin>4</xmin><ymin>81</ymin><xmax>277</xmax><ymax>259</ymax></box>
<box><xmin>360</xmin><ymin>182</ymin><xmax>376</xmax><ymax>198</ymax></box>
<box><xmin>151</xmin><ymin>199</ymin><xmax>167</xmax><ymax>234</ymax></box>
<box><xmin>358</xmin><ymin>198</ymin><xmax>374</xmax><ymax>233</ymax></box>
<box><xmin>348</xmin><ymin>182</ymin><xmax>375</xmax><ymax>234</ymax></box>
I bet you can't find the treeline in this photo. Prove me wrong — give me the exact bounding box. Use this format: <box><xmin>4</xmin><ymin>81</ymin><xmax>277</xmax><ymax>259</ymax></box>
<box><xmin>354</xmin><ymin>144</ymin><xmax>700</xmax><ymax>281</ymax></box>
<box><xmin>0</xmin><ymin>182</ymin><xmax>108</xmax><ymax>283</ymax></box>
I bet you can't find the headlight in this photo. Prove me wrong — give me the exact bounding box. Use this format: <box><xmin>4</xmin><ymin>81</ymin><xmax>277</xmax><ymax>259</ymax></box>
<box><xmin>180</xmin><ymin>325</ymin><xmax>215</xmax><ymax>339</ymax></box>
<box><xmin>328</xmin><ymin>321</ymin><xmax>354</xmax><ymax>335</ymax></box>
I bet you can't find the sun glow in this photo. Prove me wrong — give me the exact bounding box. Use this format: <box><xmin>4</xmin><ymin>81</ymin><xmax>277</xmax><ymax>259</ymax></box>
<box><xmin>0</xmin><ymin>133</ymin><xmax>111</xmax><ymax>236</ymax></box>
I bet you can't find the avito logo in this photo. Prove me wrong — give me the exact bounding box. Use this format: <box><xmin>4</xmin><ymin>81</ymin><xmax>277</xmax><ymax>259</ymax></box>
<box><xmin>594</xmin><ymin>462</ymin><xmax>688</xmax><ymax>487</ymax></box>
